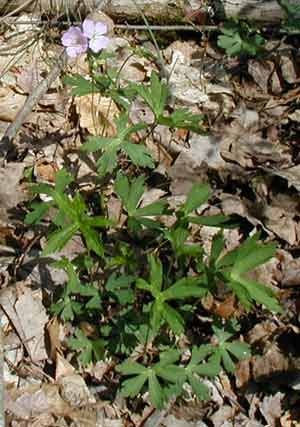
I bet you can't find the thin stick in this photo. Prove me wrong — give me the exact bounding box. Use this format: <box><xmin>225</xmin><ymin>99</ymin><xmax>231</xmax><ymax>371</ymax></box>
<box><xmin>0</xmin><ymin>50</ymin><xmax>67</xmax><ymax>161</ymax></box>
<box><xmin>0</xmin><ymin>16</ymin><xmax>218</xmax><ymax>32</ymax></box>
<box><xmin>0</xmin><ymin>0</ymin><xmax>36</xmax><ymax>23</ymax></box>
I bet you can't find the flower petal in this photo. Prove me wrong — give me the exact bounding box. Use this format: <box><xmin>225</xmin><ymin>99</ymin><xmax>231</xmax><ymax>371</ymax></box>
<box><xmin>88</xmin><ymin>35</ymin><xmax>110</xmax><ymax>53</ymax></box>
<box><xmin>62</xmin><ymin>27</ymin><xmax>83</xmax><ymax>46</ymax></box>
<box><xmin>94</xmin><ymin>22</ymin><xmax>107</xmax><ymax>36</ymax></box>
<box><xmin>83</xmin><ymin>19</ymin><xmax>96</xmax><ymax>39</ymax></box>
<box><xmin>66</xmin><ymin>46</ymin><xmax>82</xmax><ymax>58</ymax></box>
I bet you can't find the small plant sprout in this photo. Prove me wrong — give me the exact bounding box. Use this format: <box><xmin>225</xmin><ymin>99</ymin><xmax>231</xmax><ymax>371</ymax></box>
<box><xmin>61</xmin><ymin>19</ymin><xmax>109</xmax><ymax>57</ymax></box>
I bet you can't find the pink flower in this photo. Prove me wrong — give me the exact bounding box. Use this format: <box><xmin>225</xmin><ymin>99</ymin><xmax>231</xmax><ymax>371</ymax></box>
<box><xmin>61</xmin><ymin>26</ymin><xmax>88</xmax><ymax>58</ymax></box>
<box><xmin>83</xmin><ymin>19</ymin><xmax>110</xmax><ymax>53</ymax></box>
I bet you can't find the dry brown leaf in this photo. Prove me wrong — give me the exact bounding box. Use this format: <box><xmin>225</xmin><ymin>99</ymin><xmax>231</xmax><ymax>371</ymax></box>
<box><xmin>46</xmin><ymin>317</ymin><xmax>63</xmax><ymax>362</ymax></box>
<box><xmin>35</xmin><ymin>161</ymin><xmax>59</xmax><ymax>183</ymax></box>
<box><xmin>210</xmin><ymin>405</ymin><xmax>234</xmax><ymax>427</ymax></box>
<box><xmin>259</xmin><ymin>392</ymin><xmax>284</xmax><ymax>427</ymax></box>
<box><xmin>235</xmin><ymin>359</ymin><xmax>251</xmax><ymax>388</ymax></box>
<box><xmin>14</xmin><ymin>285</ymin><xmax>48</xmax><ymax>362</ymax></box>
<box><xmin>59</xmin><ymin>374</ymin><xmax>96</xmax><ymax>406</ymax></box>
<box><xmin>169</xmin><ymin>135</ymin><xmax>222</xmax><ymax>195</ymax></box>
<box><xmin>55</xmin><ymin>354</ymin><xmax>75</xmax><ymax>381</ymax></box>
<box><xmin>0</xmin><ymin>87</ymin><xmax>26</xmax><ymax>122</ymax></box>
<box><xmin>252</xmin><ymin>344</ymin><xmax>289</xmax><ymax>381</ymax></box>
<box><xmin>0</xmin><ymin>162</ymin><xmax>27</xmax><ymax>214</ymax></box>
<box><xmin>247</xmin><ymin>321</ymin><xmax>278</xmax><ymax>345</ymax></box>
<box><xmin>280</xmin><ymin>52</ymin><xmax>298</xmax><ymax>84</ymax></box>
<box><xmin>75</xmin><ymin>95</ymin><xmax>119</xmax><ymax>136</ymax></box>
<box><xmin>6</xmin><ymin>383</ymin><xmax>69</xmax><ymax>419</ymax></box>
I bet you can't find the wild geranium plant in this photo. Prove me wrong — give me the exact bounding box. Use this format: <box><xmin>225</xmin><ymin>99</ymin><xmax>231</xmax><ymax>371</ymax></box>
<box><xmin>24</xmin><ymin>20</ymin><xmax>283</xmax><ymax>410</ymax></box>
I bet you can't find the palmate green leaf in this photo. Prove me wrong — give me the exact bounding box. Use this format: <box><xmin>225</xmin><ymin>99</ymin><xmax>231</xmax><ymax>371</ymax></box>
<box><xmin>162</xmin><ymin>302</ymin><xmax>185</xmax><ymax>336</ymax></box>
<box><xmin>157</xmin><ymin>349</ymin><xmax>181</xmax><ymax>366</ymax></box>
<box><xmin>28</xmin><ymin>182</ymin><xmax>53</xmax><ymax>196</ymax></box>
<box><xmin>216</xmin><ymin>233</ymin><xmax>261</xmax><ymax>270</ymax></box>
<box><xmin>233</xmin><ymin>242</ymin><xmax>276</xmax><ymax>275</ymax></box>
<box><xmin>136</xmin><ymin>72</ymin><xmax>168</xmax><ymax>119</ymax></box>
<box><xmin>137</xmin><ymin>217</ymin><xmax>163</xmax><ymax>230</ymax></box>
<box><xmin>136</xmin><ymin>278</ymin><xmax>152</xmax><ymax>292</ymax></box>
<box><xmin>81</xmin><ymin>224</ymin><xmax>104</xmax><ymax>257</ymax></box>
<box><xmin>226</xmin><ymin>341</ymin><xmax>251</xmax><ymax>360</ymax></box>
<box><xmin>69</xmin><ymin>330</ymin><xmax>106</xmax><ymax>365</ymax></box>
<box><xmin>228</xmin><ymin>280</ymin><xmax>253</xmax><ymax>310</ymax></box>
<box><xmin>106</xmin><ymin>274</ymin><xmax>135</xmax><ymax>304</ymax></box>
<box><xmin>117</xmin><ymin>360</ymin><xmax>147</xmax><ymax>375</ymax></box>
<box><xmin>212</xmin><ymin>322</ymin><xmax>234</xmax><ymax>343</ymax></box>
<box><xmin>55</xmin><ymin>169</ymin><xmax>73</xmax><ymax>193</ymax></box>
<box><xmin>151</xmin><ymin>300</ymin><xmax>163</xmax><ymax>334</ymax></box>
<box><xmin>63</xmin><ymin>74</ymin><xmax>96</xmax><ymax>96</ymax></box>
<box><xmin>149</xmin><ymin>255</ymin><xmax>163</xmax><ymax>292</ymax></box>
<box><xmin>97</xmin><ymin>148</ymin><xmax>119</xmax><ymax>176</ymax></box>
<box><xmin>51</xmin><ymin>297</ymin><xmax>82</xmax><ymax>321</ymax></box>
<box><xmin>188</xmin><ymin>373</ymin><xmax>210</xmax><ymax>400</ymax></box>
<box><xmin>219</xmin><ymin>348</ymin><xmax>236</xmax><ymax>373</ymax></box>
<box><xmin>189</xmin><ymin>345</ymin><xmax>214</xmax><ymax>366</ymax></box>
<box><xmin>120</xmin><ymin>374</ymin><xmax>148</xmax><ymax>398</ymax></box>
<box><xmin>155</xmin><ymin>365</ymin><xmax>185</xmax><ymax>383</ymax></box>
<box><xmin>231</xmin><ymin>274</ymin><xmax>282</xmax><ymax>313</ymax></box>
<box><xmin>209</xmin><ymin>231</ymin><xmax>225</xmax><ymax>266</ymax></box>
<box><xmin>51</xmin><ymin>191</ymin><xmax>77</xmax><ymax>221</ymax></box>
<box><xmin>25</xmin><ymin>201</ymin><xmax>51</xmax><ymax>225</ymax></box>
<box><xmin>134</xmin><ymin>200</ymin><xmax>168</xmax><ymax>217</ymax></box>
<box><xmin>72</xmin><ymin>193</ymin><xmax>86</xmax><ymax>216</ymax></box>
<box><xmin>162</xmin><ymin>277</ymin><xmax>207</xmax><ymax>300</ymax></box>
<box><xmin>42</xmin><ymin>223</ymin><xmax>79</xmax><ymax>256</ymax></box>
<box><xmin>182</xmin><ymin>183</ymin><xmax>211</xmax><ymax>216</ymax></box>
<box><xmin>81</xmin><ymin>136</ymin><xmax>115</xmax><ymax>153</ymax></box>
<box><xmin>165</xmin><ymin>227</ymin><xmax>189</xmax><ymax>252</ymax></box>
<box><xmin>158</xmin><ymin>108</ymin><xmax>204</xmax><ymax>133</ymax></box>
<box><xmin>218</xmin><ymin>31</ymin><xmax>243</xmax><ymax>56</ymax></box>
<box><xmin>217</xmin><ymin>21</ymin><xmax>265</xmax><ymax>57</ymax></box>
<box><xmin>149</xmin><ymin>370</ymin><xmax>165</xmax><ymax>409</ymax></box>
<box><xmin>194</xmin><ymin>353</ymin><xmax>221</xmax><ymax>377</ymax></box>
<box><xmin>115</xmin><ymin>173</ymin><xmax>130</xmax><ymax>206</ymax></box>
<box><xmin>188</xmin><ymin>214</ymin><xmax>239</xmax><ymax>228</ymax></box>
<box><xmin>84</xmin><ymin>216</ymin><xmax>114</xmax><ymax>228</ymax></box>
<box><xmin>127</xmin><ymin>175</ymin><xmax>145</xmax><ymax>215</ymax></box>
<box><xmin>122</xmin><ymin>143</ymin><xmax>155</xmax><ymax>169</ymax></box>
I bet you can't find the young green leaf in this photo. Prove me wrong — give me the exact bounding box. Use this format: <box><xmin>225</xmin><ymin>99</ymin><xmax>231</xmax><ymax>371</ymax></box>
<box><xmin>42</xmin><ymin>223</ymin><xmax>79</xmax><ymax>256</ymax></box>
<box><xmin>122</xmin><ymin>143</ymin><xmax>155</xmax><ymax>169</ymax></box>
<box><xmin>182</xmin><ymin>183</ymin><xmax>211</xmax><ymax>216</ymax></box>
<box><xmin>149</xmin><ymin>255</ymin><xmax>163</xmax><ymax>293</ymax></box>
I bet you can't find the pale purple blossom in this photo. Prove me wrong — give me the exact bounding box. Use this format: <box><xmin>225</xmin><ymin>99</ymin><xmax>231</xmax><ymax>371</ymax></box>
<box><xmin>82</xmin><ymin>19</ymin><xmax>110</xmax><ymax>53</ymax></box>
<box><xmin>61</xmin><ymin>26</ymin><xmax>88</xmax><ymax>58</ymax></box>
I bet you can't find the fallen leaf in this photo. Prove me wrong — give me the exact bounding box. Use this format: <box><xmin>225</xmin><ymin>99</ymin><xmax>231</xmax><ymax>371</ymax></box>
<box><xmin>259</xmin><ymin>392</ymin><xmax>284</xmax><ymax>427</ymax></box>
<box><xmin>14</xmin><ymin>285</ymin><xmax>48</xmax><ymax>362</ymax></box>
<box><xmin>59</xmin><ymin>374</ymin><xmax>96</xmax><ymax>406</ymax></box>
<box><xmin>252</xmin><ymin>344</ymin><xmax>289</xmax><ymax>381</ymax></box>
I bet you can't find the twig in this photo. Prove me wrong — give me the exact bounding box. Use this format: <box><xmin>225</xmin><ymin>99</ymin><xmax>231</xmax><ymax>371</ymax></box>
<box><xmin>0</xmin><ymin>0</ymin><xmax>36</xmax><ymax>23</ymax></box>
<box><xmin>115</xmin><ymin>24</ymin><xmax>217</xmax><ymax>32</ymax></box>
<box><xmin>0</xmin><ymin>50</ymin><xmax>67</xmax><ymax>162</ymax></box>
<box><xmin>0</xmin><ymin>18</ymin><xmax>218</xmax><ymax>31</ymax></box>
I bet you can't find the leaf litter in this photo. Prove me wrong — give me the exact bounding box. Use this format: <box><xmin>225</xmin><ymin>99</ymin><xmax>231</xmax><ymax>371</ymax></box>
<box><xmin>1</xmin><ymin>5</ymin><xmax>300</xmax><ymax>427</ymax></box>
